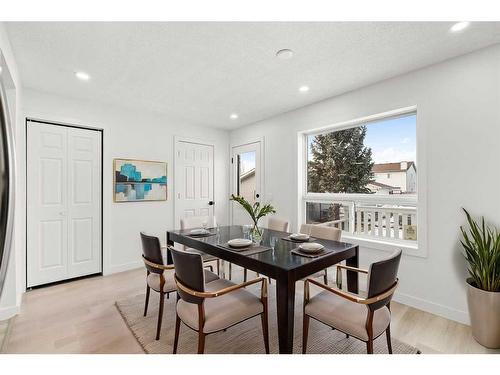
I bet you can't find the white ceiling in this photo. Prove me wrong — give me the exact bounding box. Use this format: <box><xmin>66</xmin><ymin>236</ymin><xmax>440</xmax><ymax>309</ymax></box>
<box><xmin>6</xmin><ymin>22</ymin><xmax>500</xmax><ymax>129</ymax></box>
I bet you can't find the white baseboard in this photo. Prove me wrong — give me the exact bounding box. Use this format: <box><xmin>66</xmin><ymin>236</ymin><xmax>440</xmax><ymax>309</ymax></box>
<box><xmin>0</xmin><ymin>304</ymin><xmax>20</xmax><ymax>321</ymax></box>
<box><xmin>105</xmin><ymin>260</ymin><xmax>142</xmax><ymax>275</ymax></box>
<box><xmin>394</xmin><ymin>291</ymin><xmax>470</xmax><ymax>325</ymax></box>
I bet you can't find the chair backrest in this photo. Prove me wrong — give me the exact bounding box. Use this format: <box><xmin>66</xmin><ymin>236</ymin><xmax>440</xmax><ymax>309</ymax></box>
<box><xmin>170</xmin><ymin>247</ymin><xmax>205</xmax><ymax>304</ymax></box>
<box><xmin>180</xmin><ymin>215</ymin><xmax>217</xmax><ymax>230</ymax></box>
<box><xmin>267</xmin><ymin>217</ymin><xmax>290</xmax><ymax>232</ymax></box>
<box><xmin>299</xmin><ymin>224</ymin><xmax>313</xmax><ymax>235</ymax></box>
<box><xmin>140</xmin><ymin>232</ymin><xmax>164</xmax><ymax>274</ymax></box>
<box><xmin>367</xmin><ymin>249</ymin><xmax>402</xmax><ymax>309</ymax></box>
<box><xmin>309</xmin><ymin>225</ymin><xmax>342</xmax><ymax>241</ymax></box>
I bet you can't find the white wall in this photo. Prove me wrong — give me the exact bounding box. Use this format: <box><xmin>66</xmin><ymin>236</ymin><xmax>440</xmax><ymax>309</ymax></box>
<box><xmin>0</xmin><ymin>23</ymin><xmax>24</xmax><ymax>320</ymax></box>
<box><xmin>22</xmin><ymin>89</ymin><xmax>230</xmax><ymax>277</ymax></box>
<box><xmin>230</xmin><ymin>44</ymin><xmax>500</xmax><ymax>324</ymax></box>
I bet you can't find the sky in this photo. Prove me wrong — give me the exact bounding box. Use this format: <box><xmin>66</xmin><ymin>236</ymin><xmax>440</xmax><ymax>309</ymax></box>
<box><xmin>308</xmin><ymin>113</ymin><xmax>416</xmax><ymax>165</ymax></box>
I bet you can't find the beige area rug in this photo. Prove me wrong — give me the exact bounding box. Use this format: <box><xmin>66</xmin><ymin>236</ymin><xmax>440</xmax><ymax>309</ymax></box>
<box><xmin>116</xmin><ymin>284</ymin><xmax>420</xmax><ymax>354</ymax></box>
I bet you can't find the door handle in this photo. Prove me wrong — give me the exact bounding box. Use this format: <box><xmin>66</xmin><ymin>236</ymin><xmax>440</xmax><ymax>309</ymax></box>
<box><xmin>255</xmin><ymin>193</ymin><xmax>260</xmax><ymax>198</ymax></box>
<box><xmin>208</xmin><ymin>201</ymin><xmax>215</xmax><ymax>206</ymax></box>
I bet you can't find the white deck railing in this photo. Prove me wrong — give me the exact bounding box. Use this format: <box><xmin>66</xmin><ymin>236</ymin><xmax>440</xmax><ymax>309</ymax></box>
<box><xmin>305</xmin><ymin>194</ymin><xmax>417</xmax><ymax>242</ymax></box>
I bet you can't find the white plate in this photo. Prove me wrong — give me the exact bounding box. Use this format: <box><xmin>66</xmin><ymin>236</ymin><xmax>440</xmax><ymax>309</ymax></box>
<box><xmin>227</xmin><ymin>238</ymin><xmax>253</xmax><ymax>248</ymax></box>
<box><xmin>190</xmin><ymin>228</ymin><xmax>209</xmax><ymax>235</ymax></box>
<box><xmin>290</xmin><ymin>233</ymin><xmax>310</xmax><ymax>241</ymax></box>
<box><xmin>299</xmin><ymin>242</ymin><xmax>324</xmax><ymax>254</ymax></box>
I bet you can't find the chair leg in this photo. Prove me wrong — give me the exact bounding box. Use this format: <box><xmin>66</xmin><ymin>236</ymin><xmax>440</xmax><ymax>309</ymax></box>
<box><xmin>243</xmin><ymin>268</ymin><xmax>247</xmax><ymax>282</ymax></box>
<box><xmin>156</xmin><ymin>292</ymin><xmax>165</xmax><ymax>340</ymax></box>
<box><xmin>143</xmin><ymin>285</ymin><xmax>150</xmax><ymax>317</ymax></box>
<box><xmin>229</xmin><ymin>263</ymin><xmax>232</xmax><ymax>280</ymax></box>
<box><xmin>366</xmin><ymin>339</ymin><xmax>374</xmax><ymax>354</ymax></box>
<box><xmin>323</xmin><ymin>268</ymin><xmax>328</xmax><ymax>285</ymax></box>
<box><xmin>216</xmin><ymin>259</ymin><xmax>220</xmax><ymax>276</ymax></box>
<box><xmin>386</xmin><ymin>325</ymin><xmax>393</xmax><ymax>354</ymax></box>
<box><xmin>173</xmin><ymin>314</ymin><xmax>181</xmax><ymax>354</ymax></box>
<box><xmin>302</xmin><ymin>315</ymin><xmax>310</xmax><ymax>354</ymax></box>
<box><xmin>260</xmin><ymin>313</ymin><xmax>270</xmax><ymax>354</ymax></box>
<box><xmin>197</xmin><ymin>332</ymin><xmax>206</xmax><ymax>354</ymax></box>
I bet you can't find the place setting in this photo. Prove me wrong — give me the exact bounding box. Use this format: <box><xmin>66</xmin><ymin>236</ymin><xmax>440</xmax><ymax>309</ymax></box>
<box><xmin>282</xmin><ymin>232</ymin><xmax>317</xmax><ymax>243</ymax></box>
<box><xmin>185</xmin><ymin>227</ymin><xmax>217</xmax><ymax>238</ymax></box>
<box><xmin>217</xmin><ymin>238</ymin><xmax>272</xmax><ymax>255</ymax></box>
<box><xmin>291</xmin><ymin>241</ymin><xmax>333</xmax><ymax>258</ymax></box>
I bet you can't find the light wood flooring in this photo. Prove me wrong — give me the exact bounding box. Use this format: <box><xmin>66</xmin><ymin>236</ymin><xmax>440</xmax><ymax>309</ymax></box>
<box><xmin>1</xmin><ymin>265</ymin><xmax>498</xmax><ymax>354</ymax></box>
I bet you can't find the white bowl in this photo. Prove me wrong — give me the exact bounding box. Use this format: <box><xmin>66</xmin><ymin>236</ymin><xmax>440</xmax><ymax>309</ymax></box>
<box><xmin>299</xmin><ymin>242</ymin><xmax>324</xmax><ymax>254</ymax></box>
<box><xmin>190</xmin><ymin>228</ymin><xmax>208</xmax><ymax>235</ymax></box>
<box><xmin>290</xmin><ymin>233</ymin><xmax>310</xmax><ymax>241</ymax></box>
<box><xmin>227</xmin><ymin>238</ymin><xmax>253</xmax><ymax>248</ymax></box>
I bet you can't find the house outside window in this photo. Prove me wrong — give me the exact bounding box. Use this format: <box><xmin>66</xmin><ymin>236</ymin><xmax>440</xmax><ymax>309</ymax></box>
<box><xmin>303</xmin><ymin>110</ymin><xmax>418</xmax><ymax>246</ymax></box>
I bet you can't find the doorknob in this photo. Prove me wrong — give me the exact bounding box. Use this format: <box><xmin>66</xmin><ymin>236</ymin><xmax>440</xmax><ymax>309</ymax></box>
<box><xmin>208</xmin><ymin>201</ymin><xmax>215</xmax><ymax>206</ymax></box>
<box><xmin>255</xmin><ymin>193</ymin><xmax>260</xmax><ymax>198</ymax></box>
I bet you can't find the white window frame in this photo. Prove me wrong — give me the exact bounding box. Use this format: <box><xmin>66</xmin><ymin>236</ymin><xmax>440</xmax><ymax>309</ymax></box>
<box><xmin>298</xmin><ymin>106</ymin><xmax>427</xmax><ymax>258</ymax></box>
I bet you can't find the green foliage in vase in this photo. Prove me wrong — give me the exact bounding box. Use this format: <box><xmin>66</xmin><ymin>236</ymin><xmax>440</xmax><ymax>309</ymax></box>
<box><xmin>460</xmin><ymin>208</ymin><xmax>500</xmax><ymax>292</ymax></box>
<box><xmin>230</xmin><ymin>194</ymin><xmax>276</xmax><ymax>228</ymax></box>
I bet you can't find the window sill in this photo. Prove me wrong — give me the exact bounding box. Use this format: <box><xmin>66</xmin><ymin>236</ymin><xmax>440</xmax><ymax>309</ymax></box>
<box><xmin>341</xmin><ymin>233</ymin><xmax>425</xmax><ymax>258</ymax></box>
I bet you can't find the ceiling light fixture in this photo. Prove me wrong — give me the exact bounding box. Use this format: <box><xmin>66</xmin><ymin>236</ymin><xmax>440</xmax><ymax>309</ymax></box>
<box><xmin>450</xmin><ymin>21</ymin><xmax>470</xmax><ymax>33</ymax></box>
<box><xmin>75</xmin><ymin>71</ymin><xmax>90</xmax><ymax>81</ymax></box>
<box><xmin>276</xmin><ymin>49</ymin><xmax>294</xmax><ymax>60</ymax></box>
<box><xmin>230</xmin><ymin>113</ymin><xmax>238</xmax><ymax>120</ymax></box>
<box><xmin>299</xmin><ymin>85</ymin><xmax>309</xmax><ymax>93</ymax></box>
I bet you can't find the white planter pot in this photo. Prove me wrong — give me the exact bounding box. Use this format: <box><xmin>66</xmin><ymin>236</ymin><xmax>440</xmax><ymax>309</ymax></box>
<box><xmin>466</xmin><ymin>278</ymin><xmax>500</xmax><ymax>349</ymax></box>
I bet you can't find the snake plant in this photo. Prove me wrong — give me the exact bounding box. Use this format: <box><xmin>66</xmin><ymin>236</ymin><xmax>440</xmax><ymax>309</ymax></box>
<box><xmin>460</xmin><ymin>208</ymin><xmax>500</xmax><ymax>292</ymax></box>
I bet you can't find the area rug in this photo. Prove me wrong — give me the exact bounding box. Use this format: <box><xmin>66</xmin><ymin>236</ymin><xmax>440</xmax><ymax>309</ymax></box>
<box><xmin>116</xmin><ymin>283</ymin><xmax>420</xmax><ymax>354</ymax></box>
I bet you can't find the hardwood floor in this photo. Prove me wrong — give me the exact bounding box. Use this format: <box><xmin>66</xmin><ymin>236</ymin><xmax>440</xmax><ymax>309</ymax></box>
<box><xmin>1</xmin><ymin>266</ymin><xmax>498</xmax><ymax>354</ymax></box>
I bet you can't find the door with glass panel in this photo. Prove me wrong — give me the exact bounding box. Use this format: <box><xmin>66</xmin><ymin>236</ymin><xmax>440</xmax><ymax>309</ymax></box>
<box><xmin>231</xmin><ymin>141</ymin><xmax>262</xmax><ymax>226</ymax></box>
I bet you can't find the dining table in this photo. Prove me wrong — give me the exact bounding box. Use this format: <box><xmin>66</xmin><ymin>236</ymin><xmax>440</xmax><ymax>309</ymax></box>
<box><xmin>166</xmin><ymin>225</ymin><xmax>359</xmax><ymax>354</ymax></box>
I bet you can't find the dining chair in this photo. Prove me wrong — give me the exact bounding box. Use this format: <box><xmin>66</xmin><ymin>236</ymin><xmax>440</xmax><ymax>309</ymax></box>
<box><xmin>180</xmin><ymin>215</ymin><xmax>225</xmax><ymax>277</ymax></box>
<box><xmin>170</xmin><ymin>246</ymin><xmax>269</xmax><ymax>354</ymax></box>
<box><xmin>302</xmin><ymin>249</ymin><xmax>402</xmax><ymax>354</ymax></box>
<box><xmin>140</xmin><ymin>232</ymin><xmax>219</xmax><ymax>340</ymax></box>
<box><xmin>299</xmin><ymin>224</ymin><xmax>342</xmax><ymax>284</ymax></box>
<box><xmin>267</xmin><ymin>216</ymin><xmax>290</xmax><ymax>232</ymax></box>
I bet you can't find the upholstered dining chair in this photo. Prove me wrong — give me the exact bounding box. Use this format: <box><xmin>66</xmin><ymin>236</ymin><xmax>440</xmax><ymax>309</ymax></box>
<box><xmin>140</xmin><ymin>232</ymin><xmax>219</xmax><ymax>340</ymax></box>
<box><xmin>170</xmin><ymin>247</ymin><xmax>269</xmax><ymax>354</ymax></box>
<box><xmin>302</xmin><ymin>249</ymin><xmax>402</xmax><ymax>354</ymax></box>
<box><xmin>180</xmin><ymin>215</ymin><xmax>226</xmax><ymax>277</ymax></box>
<box><xmin>300</xmin><ymin>224</ymin><xmax>342</xmax><ymax>284</ymax></box>
<box><xmin>267</xmin><ymin>216</ymin><xmax>290</xmax><ymax>232</ymax></box>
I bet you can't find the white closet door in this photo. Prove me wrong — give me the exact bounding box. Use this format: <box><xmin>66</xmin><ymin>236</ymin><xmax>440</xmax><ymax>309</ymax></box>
<box><xmin>174</xmin><ymin>140</ymin><xmax>214</xmax><ymax>229</ymax></box>
<box><xmin>27</xmin><ymin>122</ymin><xmax>102</xmax><ymax>287</ymax></box>
<box><xmin>67</xmin><ymin>127</ymin><xmax>102</xmax><ymax>279</ymax></box>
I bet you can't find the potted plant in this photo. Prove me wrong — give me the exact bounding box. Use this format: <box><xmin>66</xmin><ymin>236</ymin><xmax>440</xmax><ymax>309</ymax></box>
<box><xmin>460</xmin><ymin>208</ymin><xmax>500</xmax><ymax>348</ymax></box>
<box><xmin>230</xmin><ymin>194</ymin><xmax>276</xmax><ymax>241</ymax></box>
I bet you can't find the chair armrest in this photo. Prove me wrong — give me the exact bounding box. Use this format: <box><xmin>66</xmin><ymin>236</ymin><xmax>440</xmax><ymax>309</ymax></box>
<box><xmin>142</xmin><ymin>256</ymin><xmax>175</xmax><ymax>271</ymax></box>
<box><xmin>175</xmin><ymin>276</ymin><xmax>267</xmax><ymax>299</ymax></box>
<box><xmin>336</xmin><ymin>264</ymin><xmax>368</xmax><ymax>274</ymax></box>
<box><xmin>305</xmin><ymin>278</ymin><xmax>399</xmax><ymax>305</ymax></box>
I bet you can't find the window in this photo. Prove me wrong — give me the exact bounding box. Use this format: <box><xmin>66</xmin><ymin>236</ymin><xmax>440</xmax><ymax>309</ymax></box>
<box><xmin>303</xmin><ymin>111</ymin><xmax>418</xmax><ymax>246</ymax></box>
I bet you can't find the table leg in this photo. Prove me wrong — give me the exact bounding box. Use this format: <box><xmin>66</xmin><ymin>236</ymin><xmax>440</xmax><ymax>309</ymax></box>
<box><xmin>346</xmin><ymin>245</ymin><xmax>359</xmax><ymax>293</ymax></box>
<box><xmin>276</xmin><ymin>275</ymin><xmax>295</xmax><ymax>354</ymax></box>
<box><xmin>166</xmin><ymin>232</ymin><xmax>174</xmax><ymax>265</ymax></box>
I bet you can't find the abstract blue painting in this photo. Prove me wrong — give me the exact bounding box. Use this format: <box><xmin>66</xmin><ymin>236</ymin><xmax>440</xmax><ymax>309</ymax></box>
<box><xmin>113</xmin><ymin>159</ymin><xmax>167</xmax><ymax>202</ymax></box>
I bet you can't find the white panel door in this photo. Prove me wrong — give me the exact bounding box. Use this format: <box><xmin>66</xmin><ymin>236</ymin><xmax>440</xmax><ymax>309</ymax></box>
<box><xmin>231</xmin><ymin>141</ymin><xmax>262</xmax><ymax>226</ymax></box>
<box><xmin>175</xmin><ymin>140</ymin><xmax>214</xmax><ymax>228</ymax></box>
<box><xmin>67</xmin><ymin>127</ymin><xmax>102</xmax><ymax>279</ymax></box>
<box><xmin>27</xmin><ymin>122</ymin><xmax>102</xmax><ymax>287</ymax></box>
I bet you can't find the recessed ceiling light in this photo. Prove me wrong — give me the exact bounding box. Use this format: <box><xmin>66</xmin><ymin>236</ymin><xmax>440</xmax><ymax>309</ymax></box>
<box><xmin>299</xmin><ymin>85</ymin><xmax>310</xmax><ymax>93</ymax></box>
<box><xmin>276</xmin><ymin>49</ymin><xmax>294</xmax><ymax>60</ymax></box>
<box><xmin>75</xmin><ymin>71</ymin><xmax>90</xmax><ymax>81</ymax></box>
<box><xmin>450</xmin><ymin>21</ymin><xmax>470</xmax><ymax>33</ymax></box>
<box><xmin>230</xmin><ymin>113</ymin><xmax>238</xmax><ymax>120</ymax></box>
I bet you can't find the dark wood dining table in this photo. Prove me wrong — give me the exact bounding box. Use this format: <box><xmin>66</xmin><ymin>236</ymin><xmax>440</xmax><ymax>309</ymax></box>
<box><xmin>166</xmin><ymin>225</ymin><xmax>359</xmax><ymax>354</ymax></box>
